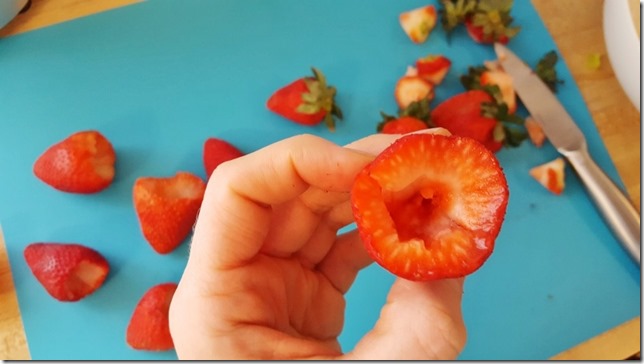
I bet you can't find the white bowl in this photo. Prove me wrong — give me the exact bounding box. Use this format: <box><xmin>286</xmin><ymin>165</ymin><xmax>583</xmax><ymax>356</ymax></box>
<box><xmin>603</xmin><ymin>0</ymin><xmax>641</xmax><ymax>111</ymax></box>
<box><xmin>0</xmin><ymin>0</ymin><xmax>28</xmax><ymax>30</ymax></box>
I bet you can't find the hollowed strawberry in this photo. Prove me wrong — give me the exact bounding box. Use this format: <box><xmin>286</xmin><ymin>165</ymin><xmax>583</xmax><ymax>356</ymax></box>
<box><xmin>351</xmin><ymin>133</ymin><xmax>509</xmax><ymax>281</ymax></box>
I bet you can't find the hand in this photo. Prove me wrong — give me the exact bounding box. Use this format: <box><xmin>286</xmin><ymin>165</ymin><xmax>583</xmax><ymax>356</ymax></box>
<box><xmin>169</xmin><ymin>130</ymin><xmax>467</xmax><ymax>360</ymax></box>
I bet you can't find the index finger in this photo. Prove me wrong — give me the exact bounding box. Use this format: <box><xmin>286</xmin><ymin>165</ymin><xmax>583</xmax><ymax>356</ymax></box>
<box><xmin>189</xmin><ymin>134</ymin><xmax>374</xmax><ymax>271</ymax></box>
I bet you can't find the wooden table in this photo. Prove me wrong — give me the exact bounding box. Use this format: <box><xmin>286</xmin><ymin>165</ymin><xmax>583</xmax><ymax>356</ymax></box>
<box><xmin>0</xmin><ymin>0</ymin><xmax>640</xmax><ymax>360</ymax></box>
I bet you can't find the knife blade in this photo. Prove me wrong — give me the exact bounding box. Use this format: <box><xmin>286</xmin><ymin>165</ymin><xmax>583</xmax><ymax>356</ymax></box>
<box><xmin>495</xmin><ymin>43</ymin><xmax>641</xmax><ymax>264</ymax></box>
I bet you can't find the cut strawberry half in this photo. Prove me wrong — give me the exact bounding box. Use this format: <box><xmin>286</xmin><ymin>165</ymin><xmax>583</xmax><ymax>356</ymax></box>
<box><xmin>24</xmin><ymin>243</ymin><xmax>110</xmax><ymax>302</ymax></box>
<box><xmin>203</xmin><ymin>137</ymin><xmax>244</xmax><ymax>178</ymax></box>
<box><xmin>529</xmin><ymin>158</ymin><xmax>565</xmax><ymax>195</ymax></box>
<box><xmin>400</xmin><ymin>5</ymin><xmax>438</xmax><ymax>44</ymax></box>
<box><xmin>33</xmin><ymin>130</ymin><xmax>116</xmax><ymax>194</ymax></box>
<box><xmin>351</xmin><ymin>133</ymin><xmax>509</xmax><ymax>281</ymax></box>
<box><xmin>133</xmin><ymin>172</ymin><xmax>206</xmax><ymax>254</ymax></box>
<box><xmin>395</xmin><ymin>76</ymin><xmax>435</xmax><ymax>110</ymax></box>
<box><xmin>126</xmin><ymin>282</ymin><xmax>177</xmax><ymax>351</ymax></box>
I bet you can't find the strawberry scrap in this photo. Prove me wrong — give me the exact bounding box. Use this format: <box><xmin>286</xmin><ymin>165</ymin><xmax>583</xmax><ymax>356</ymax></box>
<box><xmin>33</xmin><ymin>130</ymin><xmax>116</xmax><ymax>194</ymax></box>
<box><xmin>377</xmin><ymin>99</ymin><xmax>432</xmax><ymax>134</ymax></box>
<box><xmin>24</xmin><ymin>242</ymin><xmax>110</xmax><ymax>302</ymax></box>
<box><xmin>530</xmin><ymin>157</ymin><xmax>565</xmax><ymax>195</ymax></box>
<box><xmin>126</xmin><ymin>282</ymin><xmax>177</xmax><ymax>351</ymax></box>
<box><xmin>439</xmin><ymin>0</ymin><xmax>520</xmax><ymax>44</ymax></box>
<box><xmin>395</xmin><ymin>76</ymin><xmax>435</xmax><ymax>110</ymax></box>
<box><xmin>461</xmin><ymin>64</ymin><xmax>517</xmax><ymax>114</ymax></box>
<box><xmin>399</xmin><ymin>5</ymin><xmax>438</xmax><ymax>44</ymax></box>
<box><xmin>203</xmin><ymin>137</ymin><xmax>244</xmax><ymax>178</ymax></box>
<box><xmin>525</xmin><ymin>116</ymin><xmax>546</xmax><ymax>147</ymax></box>
<box><xmin>267</xmin><ymin>68</ymin><xmax>343</xmax><ymax>131</ymax></box>
<box><xmin>351</xmin><ymin>133</ymin><xmax>509</xmax><ymax>281</ymax></box>
<box><xmin>416</xmin><ymin>55</ymin><xmax>452</xmax><ymax>85</ymax></box>
<box><xmin>133</xmin><ymin>172</ymin><xmax>206</xmax><ymax>254</ymax></box>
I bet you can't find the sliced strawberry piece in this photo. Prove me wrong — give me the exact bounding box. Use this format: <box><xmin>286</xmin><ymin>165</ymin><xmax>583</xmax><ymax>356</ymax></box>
<box><xmin>133</xmin><ymin>172</ymin><xmax>206</xmax><ymax>254</ymax></box>
<box><xmin>126</xmin><ymin>282</ymin><xmax>177</xmax><ymax>351</ymax></box>
<box><xmin>379</xmin><ymin>116</ymin><xmax>429</xmax><ymax>134</ymax></box>
<box><xmin>33</xmin><ymin>130</ymin><xmax>116</xmax><ymax>194</ymax></box>
<box><xmin>395</xmin><ymin>76</ymin><xmax>435</xmax><ymax>110</ymax></box>
<box><xmin>529</xmin><ymin>158</ymin><xmax>565</xmax><ymax>195</ymax></box>
<box><xmin>203</xmin><ymin>137</ymin><xmax>244</xmax><ymax>178</ymax></box>
<box><xmin>431</xmin><ymin>90</ymin><xmax>503</xmax><ymax>152</ymax></box>
<box><xmin>416</xmin><ymin>55</ymin><xmax>452</xmax><ymax>85</ymax></box>
<box><xmin>266</xmin><ymin>68</ymin><xmax>342</xmax><ymax>131</ymax></box>
<box><xmin>351</xmin><ymin>133</ymin><xmax>509</xmax><ymax>281</ymax></box>
<box><xmin>400</xmin><ymin>5</ymin><xmax>437</xmax><ymax>44</ymax></box>
<box><xmin>23</xmin><ymin>243</ymin><xmax>110</xmax><ymax>302</ymax></box>
<box><xmin>525</xmin><ymin>116</ymin><xmax>546</xmax><ymax>148</ymax></box>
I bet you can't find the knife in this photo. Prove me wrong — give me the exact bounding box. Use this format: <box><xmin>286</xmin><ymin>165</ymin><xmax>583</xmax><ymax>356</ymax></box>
<box><xmin>494</xmin><ymin>43</ymin><xmax>641</xmax><ymax>264</ymax></box>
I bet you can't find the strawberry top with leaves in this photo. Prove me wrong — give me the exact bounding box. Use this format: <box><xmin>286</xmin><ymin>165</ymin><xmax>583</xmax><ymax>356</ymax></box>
<box><xmin>351</xmin><ymin>133</ymin><xmax>509</xmax><ymax>281</ymax></box>
<box><xmin>267</xmin><ymin>68</ymin><xmax>343</xmax><ymax>131</ymax></box>
<box><xmin>440</xmin><ymin>0</ymin><xmax>520</xmax><ymax>44</ymax></box>
<box><xmin>535</xmin><ymin>50</ymin><xmax>564</xmax><ymax>92</ymax></box>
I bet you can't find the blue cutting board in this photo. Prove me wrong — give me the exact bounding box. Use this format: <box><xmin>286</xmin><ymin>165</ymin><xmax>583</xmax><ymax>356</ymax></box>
<box><xmin>0</xmin><ymin>0</ymin><xmax>639</xmax><ymax>360</ymax></box>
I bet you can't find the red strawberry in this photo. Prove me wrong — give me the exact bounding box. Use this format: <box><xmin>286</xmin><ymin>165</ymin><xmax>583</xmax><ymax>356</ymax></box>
<box><xmin>126</xmin><ymin>282</ymin><xmax>177</xmax><ymax>351</ymax></box>
<box><xmin>351</xmin><ymin>133</ymin><xmax>509</xmax><ymax>281</ymax></box>
<box><xmin>399</xmin><ymin>5</ymin><xmax>438</xmax><ymax>44</ymax></box>
<box><xmin>23</xmin><ymin>243</ymin><xmax>110</xmax><ymax>302</ymax></box>
<box><xmin>416</xmin><ymin>55</ymin><xmax>452</xmax><ymax>85</ymax></box>
<box><xmin>133</xmin><ymin>172</ymin><xmax>206</xmax><ymax>254</ymax></box>
<box><xmin>203</xmin><ymin>138</ymin><xmax>244</xmax><ymax>178</ymax></box>
<box><xmin>33</xmin><ymin>130</ymin><xmax>116</xmax><ymax>194</ymax></box>
<box><xmin>395</xmin><ymin>76</ymin><xmax>435</xmax><ymax>110</ymax></box>
<box><xmin>430</xmin><ymin>90</ymin><xmax>503</xmax><ymax>152</ymax></box>
<box><xmin>266</xmin><ymin>68</ymin><xmax>342</xmax><ymax>131</ymax></box>
<box><xmin>530</xmin><ymin>158</ymin><xmax>565</xmax><ymax>195</ymax></box>
<box><xmin>379</xmin><ymin>116</ymin><xmax>429</xmax><ymax>134</ymax></box>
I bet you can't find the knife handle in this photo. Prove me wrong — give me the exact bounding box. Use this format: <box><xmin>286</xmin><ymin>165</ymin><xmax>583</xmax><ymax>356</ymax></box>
<box><xmin>565</xmin><ymin>147</ymin><xmax>641</xmax><ymax>264</ymax></box>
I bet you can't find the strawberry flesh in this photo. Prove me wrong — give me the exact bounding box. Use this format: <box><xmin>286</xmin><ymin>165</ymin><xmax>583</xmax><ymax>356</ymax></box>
<box><xmin>23</xmin><ymin>243</ymin><xmax>110</xmax><ymax>302</ymax></box>
<box><xmin>351</xmin><ymin>133</ymin><xmax>508</xmax><ymax>281</ymax></box>
<box><xmin>126</xmin><ymin>282</ymin><xmax>177</xmax><ymax>351</ymax></box>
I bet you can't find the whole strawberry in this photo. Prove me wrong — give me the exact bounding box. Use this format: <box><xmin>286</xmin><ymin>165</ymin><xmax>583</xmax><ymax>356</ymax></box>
<box><xmin>267</xmin><ymin>68</ymin><xmax>343</xmax><ymax>131</ymax></box>
<box><xmin>33</xmin><ymin>130</ymin><xmax>116</xmax><ymax>193</ymax></box>
<box><xmin>203</xmin><ymin>137</ymin><xmax>244</xmax><ymax>178</ymax></box>
<box><xmin>133</xmin><ymin>172</ymin><xmax>206</xmax><ymax>254</ymax></box>
<box><xmin>351</xmin><ymin>133</ymin><xmax>509</xmax><ymax>281</ymax></box>
<box><xmin>24</xmin><ymin>242</ymin><xmax>110</xmax><ymax>302</ymax></box>
<box><xmin>126</xmin><ymin>282</ymin><xmax>177</xmax><ymax>351</ymax></box>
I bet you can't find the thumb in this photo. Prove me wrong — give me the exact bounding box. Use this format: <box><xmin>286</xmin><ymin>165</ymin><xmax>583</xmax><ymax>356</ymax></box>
<box><xmin>342</xmin><ymin>278</ymin><xmax>467</xmax><ymax>360</ymax></box>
